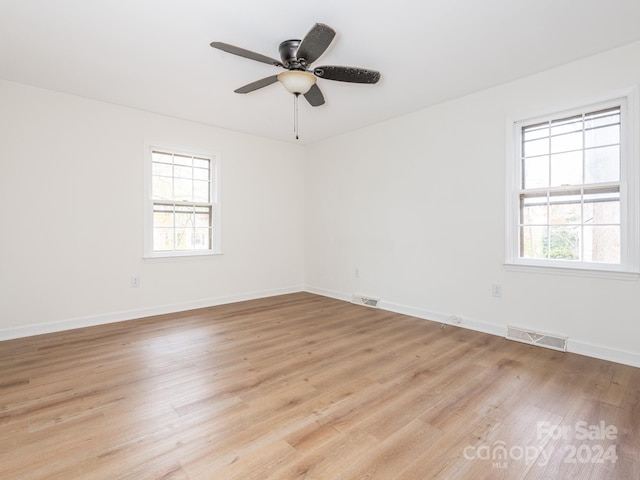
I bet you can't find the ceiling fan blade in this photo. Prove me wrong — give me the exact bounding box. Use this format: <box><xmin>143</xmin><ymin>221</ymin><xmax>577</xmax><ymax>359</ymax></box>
<box><xmin>304</xmin><ymin>84</ymin><xmax>325</xmax><ymax>107</ymax></box>
<box><xmin>210</xmin><ymin>42</ymin><xmax>283</xmax><ymax>67</ymax></box>
<box><xmin>234</xmin><ymin>75</ymin><xmax>279</xmax><ymax>94</ymax></box>
<box><xmin>296</xmin><ymin>23</ymin><xmax>336</xmax><ymax>65</ymax></box>
<box><xmin>314</xmin><ymin>66</ymin><xmax>381</xmax><ymax>84</ymax></box>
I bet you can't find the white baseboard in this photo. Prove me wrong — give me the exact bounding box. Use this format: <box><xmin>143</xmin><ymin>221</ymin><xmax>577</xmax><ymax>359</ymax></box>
<box><xmin>0</xmin><ymin>286</ymin><xmax>303</xmax><ymax>342</ymax></box>
<box><xmin>303</xmin><ymin>286</ymin><xmax>352</xmax><ymax>303</ymax></box>
<box><xmin>567</xmin><ymin>339</ymin><xmax>640</xmax><ymax>368</ymax></box>
<box><xmin>379</xmin><ymin>300</ymin><xmax>507</xmax><ymax>337</ymax></box>
<box><xmin>305</xmin><ymin>286</ymin><xmax>640</xmax><ymax>369</ymax></box>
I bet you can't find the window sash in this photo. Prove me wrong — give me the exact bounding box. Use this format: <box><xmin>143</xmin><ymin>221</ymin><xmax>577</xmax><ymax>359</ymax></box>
<box><xmin>520</xmin><ymin>107</ymin><xmax>621</xmax><ymax>190</ymax></box>
<box><xmin>518</xmin><ymin>185</ymin><xmax>621</xmax><ymax>263</ymax></box>
<box><xmin>151</xmin><ymin>151</ymin><xmax>212</xmax><ymax>204</ymax></box>
<box><xmin>152</xmin><ymin>202</ymin><xmax>213</xmax><ymax>252</ymax></box>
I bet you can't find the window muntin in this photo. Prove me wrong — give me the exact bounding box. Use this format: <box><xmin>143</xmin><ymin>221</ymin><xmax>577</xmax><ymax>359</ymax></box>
<box><xmin>148</xmin><ymin>148</ymin><xmax>219</xmax><ymax>257</ymax></box>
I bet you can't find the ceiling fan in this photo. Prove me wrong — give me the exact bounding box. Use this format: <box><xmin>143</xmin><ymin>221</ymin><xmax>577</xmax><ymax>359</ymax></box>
<box><xmin>210</xmin><ymin>23</ymin><xmax>381</xmax><ymax>108</ymax></box>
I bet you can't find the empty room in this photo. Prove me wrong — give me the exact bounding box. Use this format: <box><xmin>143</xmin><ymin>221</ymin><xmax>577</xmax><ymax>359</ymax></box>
<box><xmin>1</xmin><ymin>1</ymin><xmax>639</xmax><ymax>479</ymax></box>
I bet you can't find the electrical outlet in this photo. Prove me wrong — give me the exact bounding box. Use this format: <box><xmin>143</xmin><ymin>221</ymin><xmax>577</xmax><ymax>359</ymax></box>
<box><xmin>355</xmin><ymin>268</ymin><xmax>360</xmax><ymax>278</ymax></box>
<box><xmin>492</xmin><ymin>283</ymin><xmax>502</xmax><ymax>297</ymax></box>
<box><xmin>131</xmin><ymin>275</ymin><xmax>141</xmax><ymax>288</ymax></box>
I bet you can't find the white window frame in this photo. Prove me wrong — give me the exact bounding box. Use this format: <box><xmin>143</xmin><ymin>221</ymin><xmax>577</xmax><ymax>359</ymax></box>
<box><xmin>144</xmin><ymin>145</ymin><xmax>221</xmax><ymax>259</ymax></box>
<box><xmin>505</xmin><ymin>87</ymin><xmax>640</xmax><ymax>280</ymax></box>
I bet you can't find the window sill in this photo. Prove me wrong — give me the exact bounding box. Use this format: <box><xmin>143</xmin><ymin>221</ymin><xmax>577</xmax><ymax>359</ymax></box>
<box><xmin>504</xmin><ymin>262</ymin><xmax>640</xmax><ymax>281</ymax></box>
<box><xmin>144</xmin><ymin>251</ymin><xmax>222</xmax><ymax>263</ymax></box>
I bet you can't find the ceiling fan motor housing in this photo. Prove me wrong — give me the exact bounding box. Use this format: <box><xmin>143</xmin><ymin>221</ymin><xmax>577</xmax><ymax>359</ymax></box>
<box><xmin>279</xmin><ymin>40</ymin><xmax>306</xmax><ymax>69</ymax></box>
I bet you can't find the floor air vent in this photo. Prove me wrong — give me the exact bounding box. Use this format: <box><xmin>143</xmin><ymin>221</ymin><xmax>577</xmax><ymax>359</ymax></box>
<box><xmin>352</xmin><ymin>295</ymin><xmax>379</xmax><ymax>308</ymax></box>
<box><xmin>507</xmin><ymin>326</ymin><xmax>567</xmax><ymax>352</ymax></box>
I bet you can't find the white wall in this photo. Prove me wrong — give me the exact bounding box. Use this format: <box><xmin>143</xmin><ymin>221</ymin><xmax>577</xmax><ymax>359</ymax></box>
<box><xmin>0</xmin><ymin>80</ymin><xmax>305</xmax><ymax>337</ymax></box>
<box><xmin>305</xmin><ymin>41</ymin><xmax>640</xmax><ymax>366</ymax></box>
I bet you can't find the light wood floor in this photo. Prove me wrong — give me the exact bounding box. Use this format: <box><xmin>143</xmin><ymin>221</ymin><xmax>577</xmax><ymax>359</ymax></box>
<box><xmin>1</xmin><ymin>293</ymin><xmax>638</xmax><ymax>479</ymax></box>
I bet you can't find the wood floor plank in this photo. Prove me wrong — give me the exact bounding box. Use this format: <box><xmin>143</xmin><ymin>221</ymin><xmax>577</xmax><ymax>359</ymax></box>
<box><xmin>1</xmin><ymin>292</ymin><xmax>638</xmax><ymax>479</ymax></box>
<box><xmin>337</xmin><ymin>419</ymin><xmax>442</xmax><ymax>480</ymax></box>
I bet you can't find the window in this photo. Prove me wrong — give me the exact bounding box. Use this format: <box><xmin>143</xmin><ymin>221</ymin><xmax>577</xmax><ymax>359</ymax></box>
<box><xmin>506</xmin><ymin>91</ymin><xmax>639</xmax><ymax>278</ymax></box>
<box><xmin>145</xmin><ymin>147</ymin><xmax>220</xmax><ymax>258</ymax></box>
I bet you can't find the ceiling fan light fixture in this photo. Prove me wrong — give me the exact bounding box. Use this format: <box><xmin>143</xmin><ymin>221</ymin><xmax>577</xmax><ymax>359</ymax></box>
<box><xmin>277</xmin><ymin>70</ymin><xmax>317</xmax><ymax>94</ymax></box>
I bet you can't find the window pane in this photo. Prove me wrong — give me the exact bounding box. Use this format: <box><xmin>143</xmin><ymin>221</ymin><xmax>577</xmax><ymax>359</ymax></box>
<box><xmin>584</xmin><ymin>109</ymin><xmax>620</xmax><ymax>129</ymax></box>
<box><xmin>551</xmin><ymin>131</ymin><xmax>582</xmax><ymax>153</ymax></box>
<box><xmin>583</xmin><ymin>226</ymin><xmax>620</xmax><ymax>263</ymax></box>
<box><xmin>523</xmin><ymin>138</ymin><xmax>549</xmax><ymax>157</ymax></box>
<box><xmin>152</xmin><ymin>152</ymin><xmax>172</xmax><ymax>164</ymax></box>
<box><xmin>520</xmin><ymin>193</ymin><xmax>547</xmax><ymax>225</ymax></box>
<box><xmin>195</xmin><ymin>209</ymin><xmax>211</xmax><ymax>228</ymax></box>
<box><xmin>175</xmin><ymin>207</ymin><xmax>194</xmax><ymax>228</ymax></box>
<box><xmin>175</xmin><ymin>227</ymin><xmax>192</xmax><ymax>250</ymax></box>
<box><xmin>193</xmin><ymin>167</ymin><xmax>209</xmax><ymax>181</ymax></box>
<box><xmin>194</xmin><ymin>228</ymin><xmax>211</xmax><ymax>250</ymax></box>
<box><xmin>584</xmin><ymin>124</ymin><xmax>619</xmax><ymax>149</ymax></box>
<box><xmin>550</xmin><ymin>115</ymin><xmax>582</xmax><ymax>136</ymax></box>
<box><xmin>584</xmin><ymin>145</ymin><xmax>619</xmax><ymax>184</ymax></box>
<box><xmin>550</xmin><ymin>151</ymin><xmax>582</xmax><ymax>186</ymax></box>
<box><xmin>194</xmin><ymin>158</ymin><xmax>210</xmax><ymax>169</ymax></box>
<box><xmin>584</xmin><ymin>188</ymin><xmax>620</xmax><ymax>225</ymax></box>
<box><xmin>153</xmin><ymin>208</ymin><xmax>174</xmax><ymax>227</ymax></box>
<box><xmin>174</xmin><ymin>154</ymin><xmax>192</xmax><ymax>167</ymax></box>
<box><xmin>520</xmin><ymin>226</ymin><xmax>548</xmax><ymax>259</ymax></box>
<box><xmin>193</xmin><ymin>180</ymin><xmax>210</xmax><ymax>203</ymax></box>
<box><xmin>174</xmin><ymin>165</ymin><xmax>192</xmax><ymax>179</ymax></box>
<box><xmin>153</xmin><ymin>227</ymin><xmax>174</xmax><ymax>251</ymax></box>
<box><xmin>174</xmin><ymin>178</ymin><xmax>193</xmax><ymax>201</ymax></box>
<box><xmin>549</xmin><ymin>191</ymin><xmax>581</xmax><ymax>224</ymax></box>
<box><xmin>523</xmin><ymin>123</ymin><xmax>549</xmax><ymax>141</ymax></box>
<box><xmin>152</xmin><ymin>162</ymin><xmax>172</xmax><ymax>177</ymax></box>
<box><xmin>152</xmin><ymin>176</ymin><xmax>173</xmax><ymax>200</ymax></box>
<box><xmin>522</xmin><ymin>156</ymin><xmax>549</xmax><ymax>189</ymax></box>
<box><xmin>549</xmin><ymin>226</ymin><xmax>580</xmax><ymax>260</ymax></box>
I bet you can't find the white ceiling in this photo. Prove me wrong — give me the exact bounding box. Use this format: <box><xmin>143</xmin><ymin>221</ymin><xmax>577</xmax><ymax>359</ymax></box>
<box><xmin>2</xmin><ymin>0</ymin><xmax>640</xmax><ymax>145</ymax></box>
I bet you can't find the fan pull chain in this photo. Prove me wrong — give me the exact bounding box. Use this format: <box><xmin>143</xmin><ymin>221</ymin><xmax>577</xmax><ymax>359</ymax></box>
<box><xmin>294</xmin><ymin>93</ymin><xmax>299</xmax><ymax>140</ymax></box>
